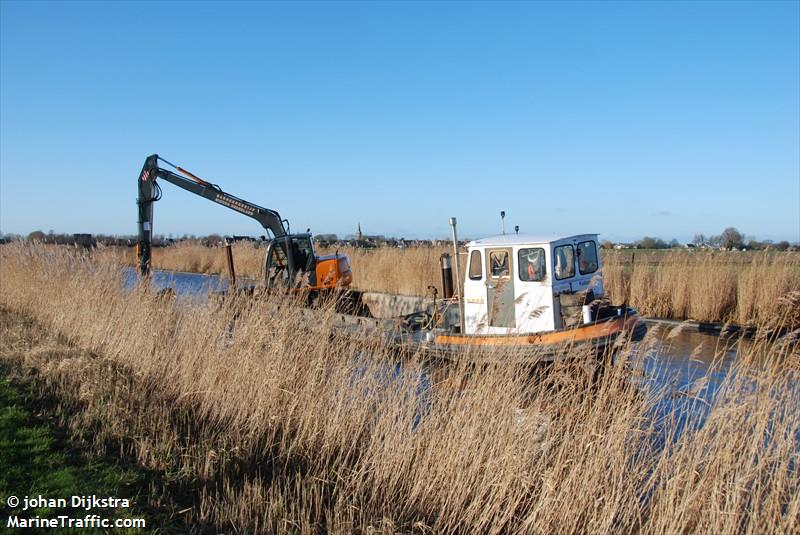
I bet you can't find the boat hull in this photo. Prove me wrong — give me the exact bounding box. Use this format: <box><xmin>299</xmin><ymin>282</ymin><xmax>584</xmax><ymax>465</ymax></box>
<box><xmin>292</xmin><ymin>293</ymin><xmax>647</xmax><ymax>364</ymax></box>
<box><xmin>423</xmin><ymin>309</ymin><xmax>647</xmax><ymax>363</ymax></box>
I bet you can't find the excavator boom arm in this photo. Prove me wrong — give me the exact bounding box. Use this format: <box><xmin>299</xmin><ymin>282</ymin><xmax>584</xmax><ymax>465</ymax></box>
<box><xmin>137</xmin><ymin>154</ymin><xmax>287</xmax><ymax>274</ymax></box>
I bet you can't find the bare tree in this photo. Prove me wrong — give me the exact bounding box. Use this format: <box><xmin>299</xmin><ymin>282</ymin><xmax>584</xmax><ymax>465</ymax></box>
<box><xmin>720</xmin><ymin>227</ymin><xmax>744</xmax><ymax>250</ymax></box>
<box><xmin>27</xmin><ymin>230</ymin><xmax>46</xmax><ymax>242</ymax></box>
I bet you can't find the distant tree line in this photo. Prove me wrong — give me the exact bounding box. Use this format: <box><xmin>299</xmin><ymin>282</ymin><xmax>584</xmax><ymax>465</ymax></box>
<box><xmin>599</xmin><ymin>227</ymin><xmax>796</xmax><ymax>251</ymax></box>
<box><xmin>2</xmin><ymin>227</ymin><xmax>797</xmax><ymax>252</ymax></box>
<box><xmin>690</xmin><ymin>228</ymin><xmax>792</xmax><ymax>251</ymax></box>
<box><xmin>1</xmin><ymin>231</ymin><xmax>232</xmax><ymax>248</ymax></box>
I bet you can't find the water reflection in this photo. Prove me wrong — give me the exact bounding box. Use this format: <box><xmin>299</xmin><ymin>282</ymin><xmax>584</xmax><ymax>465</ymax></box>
<box><xmin>123</xmin><ymin>267</ymin><xmax>231</xmax><ymax>298</ymax></box>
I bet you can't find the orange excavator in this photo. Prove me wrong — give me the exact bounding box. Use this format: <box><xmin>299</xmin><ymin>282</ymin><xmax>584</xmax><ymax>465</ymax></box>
<box><xmin>136</xmin><ymin>154</ymin><xmax>352</xmax><ymax>291</ymax></box>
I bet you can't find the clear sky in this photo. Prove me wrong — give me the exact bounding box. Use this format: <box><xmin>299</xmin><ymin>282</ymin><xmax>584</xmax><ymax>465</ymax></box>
<box><xmin>1</xmin><ymin>0</ymin><xmax>798</xmax><ymax>243</ymax></box>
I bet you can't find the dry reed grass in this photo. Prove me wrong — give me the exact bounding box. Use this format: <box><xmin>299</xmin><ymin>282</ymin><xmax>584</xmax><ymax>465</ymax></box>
<box><xmin>0</xmin><ymin>243</ymin><xmax>798</xmax><ymax>533</ymax></box>
<box><xmin>116</xmin><ymin>243</ymin><xmax>800</xmax><ymax>325</ymax></box>
<box><xmin>319</xmin><ymin>245</ymin><xmax>456</xmax><ymax>296</ymax></box>
<box><xmin>114</xmin><ymin>240</ymin><xmax>268</xmax><ymax>279</ymax></box>
<box><xmin>110</xmin><ymin>242</ymin><xmax>459</xmax><ymax>296</ymax></box>
<box><xmin>602</xmin><ymin>250</ymin><xmax>800</xmax><ymax>326</ymax></box>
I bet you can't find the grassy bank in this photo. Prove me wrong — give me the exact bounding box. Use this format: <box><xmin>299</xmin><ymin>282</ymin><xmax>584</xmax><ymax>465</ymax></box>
<box><xmin>1</xmin><ymin>243</ymin><xmax>798</xmax><ymax>533</ymax></box>
<box><xmin>112</xmin><ymin>242</ymin><xmax>800</xmax><ymax>324</ymax></box>
<box><xmin>0</xmin><ymin>376</ymin><xmax>147</xmax><ymax>533</ymax></box>
<box><xmin>0</xmin><ymin>313</ymin><xmax>202</xmax><ymax>533</ymax></box>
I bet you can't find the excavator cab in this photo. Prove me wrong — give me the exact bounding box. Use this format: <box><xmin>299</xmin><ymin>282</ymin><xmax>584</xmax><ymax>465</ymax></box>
<box><xmin>264</xmin><ymin>235</ymin><xmax>353</xmax><ymax>292</ymax></box>
<box><xmin>264</xmin><ymin>234</ymin><xmax>317</xmax><ymax>290</ymax></box>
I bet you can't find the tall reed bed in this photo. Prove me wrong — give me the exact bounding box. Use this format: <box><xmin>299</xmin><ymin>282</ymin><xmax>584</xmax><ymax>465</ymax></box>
<box><xmin>0</xmin><ymin>243</ymin><xmax>798</xmax><ymax>533</ymax></box>
<box><xmin>128</xmin><ymin>243</ymin><xmax>799</xmax><ymax>324</ymax></box>
<box><xmin>602</xmin><ymin>250</ymin><xmax>800</xmax><ymax>325</ymax></box>
<box><xmin>115</xmin><ymin>242</ymin><xmax>459</xmax><ymax>295</ymax></box>
<box><xmin>319</xmin><ymin>245</ymin><xmax>456</xmax><ymax>296</ymax></box>
<box><xmin>150</xmin><ymin>240</ymin><xmax>267</xmax><ymax>278</ymax></box>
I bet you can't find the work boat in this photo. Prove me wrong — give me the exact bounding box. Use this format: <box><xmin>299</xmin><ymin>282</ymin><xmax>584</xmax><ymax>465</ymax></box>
<box><xmin>383</xmin><ymin>233</ymin><xmax>647</xmax><ymax>362</ymax></box>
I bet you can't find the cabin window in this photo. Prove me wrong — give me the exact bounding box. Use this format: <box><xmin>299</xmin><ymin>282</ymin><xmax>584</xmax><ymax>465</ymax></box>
<box><xmin>291</xmin><ymin>237</ymin><xmax>315</xmax><ymax>272</ymax></box>
<box><xmin>554</xmin><ymin>245</ymin><xmax>575</xmax><ymax>280</ymax></box>
<box><xmin>269</xmin><ymin>243</ymin><xmax>288</xmax><ymax>269</ymax></box>
<box><xmin>577</xmin><ymin>241</ymin><xmax>599</xmax><ymax>274</ymax></box>
<box><xmin>489</xmin><ymin>250</ymin><xmax>510</xmax><ymax>277</ymax></box>
<box><xmin>468</xmin><ymin>250</ymin><xmax>483</xmax><ymax>280</ymax></box>
<box><xmin>266</xmin><ymin>242</ymin><xmax>290</xmax><ymax>286</ymax></box>
<box><xmin>518</xmin><ymin>248</ymin><xmax>546</xmax><ymax>282</ymax></box>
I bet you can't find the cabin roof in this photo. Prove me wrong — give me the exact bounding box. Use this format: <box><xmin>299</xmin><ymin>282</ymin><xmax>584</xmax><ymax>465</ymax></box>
<box><xmin>466</xmin><ymin>233</ymin><xmax>598</xmax><ymax>247</ymax></box>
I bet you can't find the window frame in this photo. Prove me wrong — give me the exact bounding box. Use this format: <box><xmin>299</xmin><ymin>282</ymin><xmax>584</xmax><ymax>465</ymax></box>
<box><xmin>577</xmin><ymin>240</ymin><xmax>599</xmax><ymax>275</ymax></box>
<box><xmin>553</xmin><ymin>244</ymin><xmax>576</xmax><ymax>280</ymax></box>
<box><xmin>488</xmin><ymin>249</ymin><xmax>511</xmax><ymax>278</ymax></box>
<box><xmin>468</xmin><ymin>249</ymin><xmax>483</xmax><ymax>280</ymax></box>
<box><xmin>517</xmin><ymin>247</ymin><xmax>547</xmax><ymax>282</ymax></box>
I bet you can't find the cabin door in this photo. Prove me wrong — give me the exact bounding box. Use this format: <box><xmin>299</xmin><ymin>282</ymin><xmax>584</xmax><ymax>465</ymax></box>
<box><xmin>486</xmin><ymin>248</ymin><xmax>516</xmax><ymax>328</ymax></box>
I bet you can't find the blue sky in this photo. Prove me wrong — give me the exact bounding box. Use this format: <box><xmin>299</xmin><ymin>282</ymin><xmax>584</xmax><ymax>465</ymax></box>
<box><xmin>1</xmin><ymin>1</ymin><xmax>798</xmax><ymax>242</ymax></box>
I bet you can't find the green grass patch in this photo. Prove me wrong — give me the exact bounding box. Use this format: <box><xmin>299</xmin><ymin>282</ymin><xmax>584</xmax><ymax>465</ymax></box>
<box><xmin>0</xmin><ymin>375</ymin><xmax>158</xmax><ymax>533</ymax></box>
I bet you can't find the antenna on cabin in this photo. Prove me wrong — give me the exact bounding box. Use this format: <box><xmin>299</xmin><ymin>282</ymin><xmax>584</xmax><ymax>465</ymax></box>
<box><xmin>500</xmin><ymin>211</ymin><xmax>506</xmax><ymax>234</ymax></box>
<box><xmin>515</xmin><ymin>225</ymin><xmax>519</xmax><ymax>235</ymax></box>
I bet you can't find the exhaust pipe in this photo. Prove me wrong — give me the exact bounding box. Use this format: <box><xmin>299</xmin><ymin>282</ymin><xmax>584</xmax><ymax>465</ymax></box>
<box><xmin>440</xmin><ymin>253</ymin><xmax>454</xmax><ymax>299</ymax></box>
